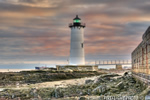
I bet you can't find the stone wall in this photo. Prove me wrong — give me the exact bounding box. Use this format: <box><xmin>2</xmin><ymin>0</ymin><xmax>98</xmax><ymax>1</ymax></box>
<box><xmin>132</xmin><ymin>26</ymin><xmax>150</xmax><ymax>74</ymax></box>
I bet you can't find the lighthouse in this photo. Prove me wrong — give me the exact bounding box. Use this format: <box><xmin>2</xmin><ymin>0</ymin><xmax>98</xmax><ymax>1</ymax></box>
<box><xmin>69</xmin><ymin>15</ymin><xmax>86</xmax><ymax>65</ymax></box>
<box><xmin>56</xmin><ymin>15</ymin><xmax>98</xmax><ymax>71</ymax></box>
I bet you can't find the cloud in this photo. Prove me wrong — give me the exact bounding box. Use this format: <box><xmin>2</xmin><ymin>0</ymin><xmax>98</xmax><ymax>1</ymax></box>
<box><xmin>0</xmin><ymin>0</ymin><xmax>150</xmax><ymax>68</ymax></box>
<box><xmin>18</xmin><ymin>0</ymin><xmax>42</xmax><ymax>3</ymax></box>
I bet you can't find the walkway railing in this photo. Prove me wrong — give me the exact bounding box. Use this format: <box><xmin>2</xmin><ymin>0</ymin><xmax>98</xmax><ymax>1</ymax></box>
<box><xmin>95</xmin><ymin>60</ymin><xmax>131</xmax><ymax>65</ymax></box>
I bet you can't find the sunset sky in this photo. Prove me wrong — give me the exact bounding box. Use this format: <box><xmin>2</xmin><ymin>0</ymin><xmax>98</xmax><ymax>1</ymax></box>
<box><xmin>0</xmin><ymin>0</ymin><xmax>150</xmax><ymax>69</ymax></box>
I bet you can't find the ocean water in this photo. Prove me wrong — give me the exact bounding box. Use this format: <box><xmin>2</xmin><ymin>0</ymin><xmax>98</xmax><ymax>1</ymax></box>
<box><xmin>0</xmin><ymin>64</ymin><xmax>131</xmax><ymax>72</ymax></box>
<box><xmin>0</xmin><ymin>64</ymin><xmax>56</xmax><ymax>69</ymax></box>
<box><xmin>0</xmin><ymin>69</ymin><xmax>34</xmax><ymax>72</ymax></box>
<box><xmin>98</xmin><ymin>65</ymin><xmax>131</xmax><ymax>69</ymax></box>
<box><xmin>98</xmin><ymin>65</ymin><xmax>116</xmax><ymax>69</ymax></box>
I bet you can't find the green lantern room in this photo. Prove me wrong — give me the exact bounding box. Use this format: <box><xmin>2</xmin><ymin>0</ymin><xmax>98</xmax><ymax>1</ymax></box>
<box><xmin>73</xmin><ymin>15</ymin><xmax>81</xmax><ymax>23</ymax></box>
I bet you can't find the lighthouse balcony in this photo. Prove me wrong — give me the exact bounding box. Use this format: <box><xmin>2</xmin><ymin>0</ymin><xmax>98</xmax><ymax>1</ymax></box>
<box><xmin>69</xmin><ymin>23</ymin><xmax>86</xmax><ymax>28</ymax></box>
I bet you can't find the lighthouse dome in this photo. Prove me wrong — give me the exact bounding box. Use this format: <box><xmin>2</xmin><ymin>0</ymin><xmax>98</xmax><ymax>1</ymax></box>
<box><xmin>73</xmin><ymin>15</ymin><xmax>81</xmax><ymax>20</ymax></box>
<box><xmin>69</xmin><ymin>15</ymin><xmax>85</xmax><ymax>28</ymax></box>
<box><xmin>73</xmin><ymin>15</ymin><xmax>81</xmax><ymax>23</ymax></box>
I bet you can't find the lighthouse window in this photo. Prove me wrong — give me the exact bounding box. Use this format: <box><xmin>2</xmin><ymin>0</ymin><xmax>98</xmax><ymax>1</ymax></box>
<box><xmin>81</xmin><ymin>43</ymin><xmax>83</xmax><ymax>48</ymax></box>
<box><xmin>74</xmin><ymin>19</ymin><xmax>80</xmax><ymax>23</ymax></box>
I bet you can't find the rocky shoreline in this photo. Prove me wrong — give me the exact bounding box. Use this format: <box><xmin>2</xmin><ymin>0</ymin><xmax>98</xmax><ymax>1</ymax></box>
<box><xmin>0</xmin><ymin>70</ymin><xmax>104</xmax><ymax>87</ymax></box>
<box><xmin>0</xmin><ymin>71</ymin><xmax>148</xmax><ymax>100</ymax></box>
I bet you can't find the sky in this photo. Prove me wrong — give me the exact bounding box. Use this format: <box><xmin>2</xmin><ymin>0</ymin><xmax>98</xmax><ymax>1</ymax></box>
<box><xmin>0</xmin><ymin>0</ymin><xmax>150</xmax><ymax>69</ymax></box>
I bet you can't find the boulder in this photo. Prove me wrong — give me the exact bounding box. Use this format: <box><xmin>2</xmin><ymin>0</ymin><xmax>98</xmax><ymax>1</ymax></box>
<box><xmin>79</xmin><ymin>97</ymin><xmax>87</xmax><ymax>100</ymax></box>
<box><xmin>93</xmin><ymin>77</ymin><xmax>105</xmax><ymax>84</ymax></box>
<box><xmin>85</xmin><ymin>79</ymin><xmax>94</xmax><ymax>84</ymax></box>
<box><xmin>92</xmin><ymin>85</ymin><xmax>107</xmax><ymax>94</ymax></box>
<box><xmin>116</xmin><ymin>81</ymin><xmax>124</xmax><ymax>90</ymax></box>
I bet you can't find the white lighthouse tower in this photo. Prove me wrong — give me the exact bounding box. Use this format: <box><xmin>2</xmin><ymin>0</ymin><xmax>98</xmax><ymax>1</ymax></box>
<box><xmin>56</xmin><ymin>15</ymin><xmax>98</xmax><ymax>71</ymax></box>
<box><xmin>69</xmin><ymin>15</ymin><xmax>86</xmax><ymax>65</ymax></box>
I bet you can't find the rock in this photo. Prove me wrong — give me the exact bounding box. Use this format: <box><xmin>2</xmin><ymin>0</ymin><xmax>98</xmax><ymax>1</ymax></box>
<box><xmin>92</xmin><ymin>85</ymin><xmax>107</xmax><ymax>95</ymax></box>
<box><xmin>103</xmin><ymin>77</ymin><xmax>111</xmax><ymax>81</ymax></box>
<box><xmin>101</xmin><ymin>74</ymin><xmax>119</xmax><ymax>78</ymax></box>
<box><xmin>79</xmin><ymin>97</ymin><xmax>87</xmax><ymax>100</ymax></box>
<box><xmin>85</xmin><ymin>79</ymin><xmax>94</xmax><ymax>84</ymax></box>
<box><xmin>94</xmin><ymin>77</ymin><xmax>105</xmax><ymax>84</ymax></box>
<box><xmin>64</xmin><ymin>69</ymin><xmax>73</xmax><ymax>72</ymax></box>
<box><xmin>128</xmin><ymin>77</ymin><xmax>136</xmax><ymax>83</ymax></box>
<box><xmin>110</xmin><ymin>88</ymin><xmax>119</xmax><ymax>93</ymax></box>
<box><xmin>0</xmin><ymin>88</ymin><xmax>4</xmax><ymax>92</ymax></box>
<box><xmin>124</xmin><ymin>72</ymin><xmax>128</xmax><ymax>76</ymax></box>
<box><xmin>116</xmin><ymin>82</ymin><xmax>124</xmax><ymax>90</ymax></box>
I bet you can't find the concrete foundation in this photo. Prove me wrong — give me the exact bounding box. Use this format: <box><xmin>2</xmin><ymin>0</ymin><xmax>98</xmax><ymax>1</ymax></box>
<box><xmin>56</xmin><ymin>65</ymin><xmax>98</xmax><ymax>71</ymax></box>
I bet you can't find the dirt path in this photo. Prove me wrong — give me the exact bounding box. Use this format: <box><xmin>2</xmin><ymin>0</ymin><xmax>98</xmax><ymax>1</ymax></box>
<box><xmin>3</xmin><ymin>76</ymin><xmax>100</xmax><ymax>90</ymax></box>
